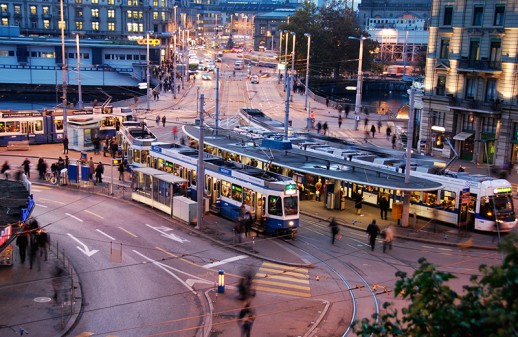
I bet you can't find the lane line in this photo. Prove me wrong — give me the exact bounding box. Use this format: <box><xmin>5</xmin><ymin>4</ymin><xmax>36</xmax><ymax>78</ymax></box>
<box><xmin>258</xmin><ymin>267</ymin><xmax>309</xmax><ymax>279</ymax></box>
<box><xmin>118</xmin><ymin>226</ymin><xmax>138</xmax><ymax>237</ymax></box>
<box><xmin>37</xmin><ymin>204</ymin><xmax>48</xmax><ymax>208</ymax></box>
<box><xmin>254</xmin><ymin>279</ymin><xmax>311</xmax><ymax>291</ymax></box>
<box><xmin>255</xmin><ymin>273</ymin><xmax>310</xmax><ymax>284</ymax></box>
<box><xmin>96</xmin><ymin>229</ymin><xmax>115</xmax><ymax>241</ymax></box>
<box><xmin>202</xmin><ymin>255</ymin><xmax>248</xmax><ymax>268</ymax></box>
<box><xmin>254</xmin><ymin>285</ymin><xmax>311</xmax><ymax>298</ymax></box>
<box><xmin>85</xmin><ymin>210</ymin><xmax>104</xmax><ymax>219</ymax></box>
<box><xmin>65</xmin><ymin>213</ymin><xmax>83</xmax><ymax>223</ymax></box>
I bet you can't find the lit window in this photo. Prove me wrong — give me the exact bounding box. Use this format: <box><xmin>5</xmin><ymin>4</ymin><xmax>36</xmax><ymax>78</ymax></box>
<box><xmin>153</xmin><ymin>12</ymin><xmax>158</xmax><ymax>20</ymax></box>
<box><xmin>92</xmin><ymin>0</ymin><xmax>98</xmax><ymax>4</ymax></box>
<box><xmin>1</xmin><ymin>18</ymin><xmax>8</xmax><ymax>26</ymax></box>
<box><xmin>30</xmin><ymin>6</ymin><xmax>37</xmax><ymax>15</ymax></box>
<box><xmin>0</xmin><ymin>4</ymin><xmax>7</xmax><ymax>13</ymax></box>
<box><xmin>75</xmin><ymin>21</ymin><xmax>83</xmax><ymax>30</ymax></box>
<box><xmin>108</xmin><ymin>9</ymin><xmax>115</xmax><ymax>18</ymax></box>
<box><xmin>75</xmin><ymin>8</ymin><xmax>83</xmax><ymax>17</ymax></box>
<box><xmin>92</xmin><ymin>21</ymin><xmax>99</xmax><ymax>31</ymax></box>
<box><xmin>91</xmin><ymin>9</ymin><xmax>99</xmax><ymax>18</ymax></box>
<box><xmin>108</xmin><ymin>22</ymin><xmax>115</xmax><ymax>31</ymax></box>
<box><xmin>107</xmin><ymin>0</ymin><xmax>114</xmax><ymax>4</ymax></box>
<box><xmin>43</xmin><ymin>19</ymin><xmax>50</xmax><ymax>29</ymax></box>
<box><xmin>75</xmin><ymin>0</ymin><xmax>82</xmax><ymax>3</ymax></box>
<box><xmin>43</xmin><ymin>6</ymin><xmax>49</xmax><ymax>15</ymax></box>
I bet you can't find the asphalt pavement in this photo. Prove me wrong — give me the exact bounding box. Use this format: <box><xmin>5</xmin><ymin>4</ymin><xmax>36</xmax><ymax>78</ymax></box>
<box><xmin>1</xmin><ymin>69</ymin><xmax>516</xmax><ymax>337</ymax></box>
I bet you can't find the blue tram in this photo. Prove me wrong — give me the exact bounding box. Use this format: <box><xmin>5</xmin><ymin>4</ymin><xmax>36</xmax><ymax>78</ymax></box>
<box><xmin>148</xmin><ymin>143</ymin><xmax>300</xmax><ymax>237</ymax></box>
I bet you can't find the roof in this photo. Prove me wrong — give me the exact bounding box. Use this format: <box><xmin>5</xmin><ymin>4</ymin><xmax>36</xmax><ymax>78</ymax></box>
<box><xmin>183</xmin><ymin>126</ymin><xmax>443</xmax><ymax>192</ymax></box>
<box><xmin>132</xmin><ymin>167</ymin><xmax>187</xmax><ymax>184</ymax></box>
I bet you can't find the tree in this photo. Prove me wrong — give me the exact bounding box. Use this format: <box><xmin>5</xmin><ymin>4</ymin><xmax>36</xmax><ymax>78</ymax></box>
<box><xmin>353</xmin><ymin>234</ymin><xmax>518</xmax><ymax>337</ymax></box>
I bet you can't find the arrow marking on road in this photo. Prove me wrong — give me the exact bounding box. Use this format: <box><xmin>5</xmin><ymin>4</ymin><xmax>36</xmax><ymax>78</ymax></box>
<box><xmin>67</xmin><ymin>233</ymin><xmax>99</xmax><ymax>257</ymax></box>
<box><xmin>145</xmin><ymin>224</ymin><xmax>189</xmax><ymax>243</ymax></box>
<box><xmin>65</xmin><ymin>213</ymin><xmax>83</xmax><ymax>222</ymax></box>
<box><xmin>202</xmin><ymin>255</ymin><xmax>248</xmax><ymax>268</ymax></box>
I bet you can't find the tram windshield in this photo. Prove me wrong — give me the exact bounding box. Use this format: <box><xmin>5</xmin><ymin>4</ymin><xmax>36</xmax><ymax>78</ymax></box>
<box><xmin>480</xmin><ymin>195</ymin><xmax>515</xmax><ymax>221</ymax></box>
<box><xmin>284</xmin><ymin>196</ymin><xmax>298</xmax><ymax>216</ymax></box>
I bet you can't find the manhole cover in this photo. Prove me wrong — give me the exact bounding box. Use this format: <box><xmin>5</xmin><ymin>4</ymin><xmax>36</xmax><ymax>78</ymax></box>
<box><xmin>34</xmin><ymin>297</ymin><xmax>52</xmax><ymax>303</ymax></box>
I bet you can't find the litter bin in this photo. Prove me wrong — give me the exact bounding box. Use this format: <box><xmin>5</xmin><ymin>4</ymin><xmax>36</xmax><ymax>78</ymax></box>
<box><xmin>60</xmin><ymin>168</ymin><xmax>68</xmax><ymax>185</ymax></box>
<box><xmin>392</xmin><ymin>202</ymin><xmax>403</xmax><ymax>225</ymax></box>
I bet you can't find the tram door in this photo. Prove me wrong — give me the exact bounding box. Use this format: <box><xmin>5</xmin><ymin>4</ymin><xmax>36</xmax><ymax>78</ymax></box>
<box><xmin>206</xmin><ymin>176</ymin><xmax>220</xmax><ymax>205</ymax></box>
<box><xmin>21</xmin><ymin>121</ymin><xmax>34</xmax><ymax>134</ymax></box>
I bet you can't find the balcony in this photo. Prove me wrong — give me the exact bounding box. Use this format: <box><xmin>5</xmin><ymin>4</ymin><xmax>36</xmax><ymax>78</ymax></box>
<box><xmin>447</xmin><ymin>95</ymin><xmax>503</xmax><ymax>113</ymax></box>
<box><xmin>457</xmin><ymin>59</ymin><xmax>502</xmax><ymax>72</ymax></box>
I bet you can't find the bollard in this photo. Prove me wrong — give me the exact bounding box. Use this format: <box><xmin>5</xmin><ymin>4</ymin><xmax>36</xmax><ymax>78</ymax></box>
<box><xmin>217</xmin><ymin>270</ymin><xmax>225</xmax><ymax>293</ymax></box>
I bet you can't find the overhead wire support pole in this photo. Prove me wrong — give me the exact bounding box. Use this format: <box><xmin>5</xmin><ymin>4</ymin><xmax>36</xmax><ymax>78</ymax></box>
<box><xmin>402</xmin><ymin>88</ymin><xmax>415</xmax><ymax>228</ymax></box>
<box><xmin>146</xmin><ymin>32</ymin><xmax>151</xmax><ymax>112</ymax></box>
<box><xmin>215</xmin><ymin>67</ymin><xmax>220</xmax><ymax>135</ymax></box>
<box><xmin>196</xmin><ymin>94</ymin><xmax>205</xmax><ymax>230</ymax></box>
<box><xmin>60</xmin><ymin>0</ymin><xmax>67</xmax><ymax>137</ymax></box>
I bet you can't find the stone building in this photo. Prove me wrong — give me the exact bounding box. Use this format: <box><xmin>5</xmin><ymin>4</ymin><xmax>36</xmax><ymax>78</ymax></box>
<box><xmin>421</xmin><ymin>0</ymin><xmax>517</xmax><ymax>167</ymax></box>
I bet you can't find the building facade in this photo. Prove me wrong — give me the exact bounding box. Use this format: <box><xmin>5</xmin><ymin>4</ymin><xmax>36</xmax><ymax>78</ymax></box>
<box><xmin>421</xmin><ymin>0</ymin><xmax>517</xmax><ymax>168</ymax></box>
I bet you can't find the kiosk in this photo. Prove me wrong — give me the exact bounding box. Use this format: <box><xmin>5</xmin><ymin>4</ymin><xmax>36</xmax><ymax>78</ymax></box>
<box><xmin>66</xmin><ymin>117</ymin><xmax>99</xmax><ymax>152</ymax></box>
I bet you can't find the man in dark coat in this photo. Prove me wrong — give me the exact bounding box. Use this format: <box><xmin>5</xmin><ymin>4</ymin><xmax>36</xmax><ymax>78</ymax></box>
<box><xmin>16</xmin><ymin>230</ymin><xmax>28</xmax><ymax>263</ymax></box>
<box><xmin>366</xmin><ymin>219</ymin><xmax>380</xmax><ymax>251</ymax></box>
<box><xmin>95</xmin><ymin>162</ymin><xmax>104</xmax><ymax>184</ymax></box>
<box><xmin>379</xmin><ymin>194</ymin><xmax>390</xmax><ymax>220</ymax></box>
<box><xmin>63</xmin><ymin>137</ymin><xmax>69</xmax><ymax>154</ymax></box>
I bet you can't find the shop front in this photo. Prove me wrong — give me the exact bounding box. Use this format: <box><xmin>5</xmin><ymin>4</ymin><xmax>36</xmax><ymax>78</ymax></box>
<box><xmin>453</xmin><ymin>131</ymin><xmax>474</xmax><ymax>161</ymax></box>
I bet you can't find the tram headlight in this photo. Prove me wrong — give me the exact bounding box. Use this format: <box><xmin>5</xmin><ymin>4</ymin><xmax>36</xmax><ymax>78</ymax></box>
<box><xmin>288</xmin><ymin>221</ymin><xmax>294</xmax><ymax>227</ymax></box>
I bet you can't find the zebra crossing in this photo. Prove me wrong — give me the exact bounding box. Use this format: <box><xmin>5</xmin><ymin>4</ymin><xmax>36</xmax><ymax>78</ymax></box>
<box><xmin>253</xmin><ymin>262</ymin><xmax>311</xmax><ymax>298</ymax></box>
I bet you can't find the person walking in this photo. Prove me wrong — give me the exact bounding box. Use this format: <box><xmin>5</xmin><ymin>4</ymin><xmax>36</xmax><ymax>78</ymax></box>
<box><xmin>345</xmin><ymin>105</ymin><xmax>350</xmax><ymax>119</ymax></box>
<box><xmin>325</xmin><ymin>96</ymin><xmax>330</xmax><ymax>107</ymax></box>
<box><xmin>22</xmin><ymin>158</ymin><xmax>31</xmax><ymax>178</ymax></box>
<box><xmin>63</xmin><ymin>136</ymin><xmax>69</xmax><ymax>154</ymax></box>
<box><xmin>95</xmin><ymin>162</ymin><xmax>104</xmax><ymax>184</ymax></box>
<box><xmin>379</xmin><ymin>194</ymin><xmax>390</xmax><ymax>220</ymax></box>
<box><xmin>354</xmin><ymin>114</ymin><xmax>360</xmax><ymax>131</ymax></box>
<box><xmin>2</xmin><ymin>160</ymin><xmax>10</xmax><ymax>179</ymax></box>
<box><xmin>382</xmin><ymin>225</ymin><xmax>394</xmax><ymax>253</ymax></box>
<box><xmin>370</xmin><ymin>124</ymin><xmax>376</xmax><ymax>138</ymax></box>
<box><xmin>366</xmin><ymin>219</ymin><xmax>380</xmax><ymax>251</ymax></box>
<box><xmin>37</xmin><ymin>228</ymin><xmax>49</xmax><ymax>261</ymax></box>
<box><xmin>322</xmin><ymin>122</ymin><xmax>329</xmax><ymax>135</ymax></box>
<box><xmin>354</xmin><ymin>191</ymin><xmax>363</xmax><ymax>215</ymax></box>
<box><xmin>156</xmin><ymin>115</ymin><xmax>160</xmax><ymax>126</ymax></box>
<box><xmin>316</xmin><ymin>121</ymin><xmax>322</xmax><ymax>135</ymax></box>
<box><xmin>338</xmin><ymin>115</ymin><xmax>343</xmax><ymax>128</ymax></box>
<box><xmin>37</xmin><ymin>158</ymin><xmax>47</xmax><ymax>180</ymax></box>
<box><xmin>16</xmin><ymin>229</ymin><xmax>28</xmax><ymax>264</ymax></box>
<box><xmin>315</xmin><ymin>179</ymin><xmax>323</xmax><ymax>201</ymax></box>
<box><xmin>386</xmin><ymin>126</ymin><xmax>392</xmax><ymax>141</ymax></box>
<box><xmin>329</xmin><ymin>217</ymin><xmax>340</xmax><ymax>245</ymax></box>
<box><xmin>88</xmin><ymin>157</ymin><xmax>95</xmax><ymax>181</ymax></box>
<box><xmin>234</xmin><ymin>220</ymin><xmax>245</xmax><ymax>243</ymax></box>
<box><xmin>172</xmin><ymin>126</ymin><xmax>178</xmax><ymax>140</ymax></box>
<box><xmin>364</xmin><ymin>116</ymin><xmax>369</xmax><ymax>130</ymax></box>
<box><xmin>377</xmin><ymin>120</ymin><xmax>382</xmax><ymax>134</ymax></box>
<box><xmin>162</xmin><ymin>115</ymin><xmax>166</xmax><ymax>127</ymax></box>
<box><xmin>28</xmin><ymin>232</ymin><xmax>39</xmax><ymax>270</ymax></box>
<box><xmin>118</xmin><ymin>162</ymin><xmax>125</xmax><ymax>181</ymax></box>
<box><xmin>239</xmin><ymin>303</ymin><xmax>255</xmax><ymax>337</ymax></box>
<box><xmin>391</xmin><ymin>134</ymin><xmax>397</xmax><ymax>149</ymax></box>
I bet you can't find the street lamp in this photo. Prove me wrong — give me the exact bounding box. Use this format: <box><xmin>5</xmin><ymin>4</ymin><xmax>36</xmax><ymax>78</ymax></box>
<box><xmin>290</xmin><ymin>31</ymin><xmax>296</xmax><ymax>98</ymax></box>
<box><xmin>283</xmin><ymin>30</ymin><xmax>289</xmax><ymax>90</ymax></box>
<box><xmin>146</xmin><ymin>32</ymin><xmax>151</xmax><ymax>111</ymax></box>
<box><xmin>59</xmin><ymin>0</ymin><xmax>67</xmax><ymax>137</ymax></box>
<box><xmin>75</xmin><ymin>33</ymin><xmax>83</xmax><ymax>109</ymax></box>
<box><xmin>304</xmin><ymin>33</ymin><xmax>311</xmax><ymax>111</ymax></box>
<box><xmin>348</xmin><ymin>35</ymin><xmax>366</xmax><ymax>117</ymax></box>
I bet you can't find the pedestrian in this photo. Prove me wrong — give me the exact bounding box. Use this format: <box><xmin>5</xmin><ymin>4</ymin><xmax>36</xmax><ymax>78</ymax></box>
<box><xmin>364</xmin><ymin>130</ymin><xmax>370</xmax><ymax>143</ymax></box>
<box><xmin>326</xmin><ymin>96</ymin><xmax>330</xmax><ymax>107</ymax></box>
<box><xmin>329</xmin><ymin>217</ymin><xmax>339</xmax><ymax>244</ymax></box>
<box><xmin>322</xmin><ymin>122</ymin><xmax>329</xmax><ymax>135</ymax></box>
<box><xmin>234</xmin><ymin>220</ymin><xmax>244</xmax><ymax>243</ymax></box>
<box><xmin>243</xmin><ymin>212</ymin><xmax>253</xmax><ymax>237</ymax></box>
<box><xmin>95</xmin><ymin>162</ymin><xmax>104</xmax><ymax>184</ymax></box>
<box><xmin>63</xmin><ymin>136</ymin><xmax>69</xmax><ymax>154</ymax></box>
<box><xmin>22</xmin><ymin>158</ymin><xmax>31</xmax><ymax>178</ymax></box>
<box><xmin>391</xmin><ymin>134</ymin><xmax>397</xmax><ymax>149</ymax></box>
<box><xmin>118</xmin><ymin>162</ymin><xmax>125</xmax><ymax>181</ymax></box>
<box><xmin>377</xmin><ymin>120</ymin><xmax>382</xmax><ymax>133</ymax></box>
<box><xmin>2</xmin><ymin>160</ymin><xmax>10</xmax><ymax>179</ymax></box>
<box><xmin>28</xmin><ymin>232</ymin><xmax>39</xmax><ymax>270</ymax></box>
<box><xmin>364</xmin><ymin>116</ymin><xmax>369</xmax><ymax>130</ymax></box>
<box><xmin>162</xmin><ymin>115</ymin><xmax>166</xmax><ymax>127</ymax></box>
<box><xmin>65</xmin><ymin>155</ymin><xmax>69</xmax><ymax>169</ymax></box>
<box><xmin>354</xmin><ymin>191</ymin><xmax>363</xmax><ymax>215</ymax></box>
<box><xmin>345</xmin><ymin>105</ymin><xmax>350</xmax><ymax>119</ymax></box>
<box><xmin>366</xmin><ymin>219</ymin><xmax>380</xmax><ymax>251</ymax></box>
<box><xmin>315</xmin><ymin>179</ymin><xmax>323</xmax><ymax>201</ymax></box>
<box><xmin>88</xmin><ymin>157</ymin><xmax>95</xmax><ymax>181</ymax></box>
<box><xmin>382</xmin><ymin>225</ymin><xmax>394</xmax><ymax>253</ymax></box>
<box><xmin>354</xmin><ymin>114</ymin><xmax>360</xmax><ymax>131</ymax></box>
<box><xmin>37</xmin><ymin>158</ymin><xmax>47</xmax><ymax>180</ymax></box>
<box><xmin>370</xmin><ymin>124</ymin><xmax>376</xmax><ymax>138</ymax></box>
<box><xmin>386</xmin><ymin>127</ymin><xmax>392</xmax><ymax>141</ymax></box>
<box><xmin>156</xmin><ymin>115</ymin><xmax>160</xmax><ymax>126</ymax></box>
<box><xmin>239</xmin><ymin>303</ymin><xmax>255</xmax><ymax>337</ymax></box>
<box><xmin>16</xmin><ymin>228</ymin><xmax>28</xmax><ymax>264</ymax></box>
<box><xmin>172</xmin><ymin>126</ymin><xmax>178</xmax><ymax>140</ymax></box>
<box><xmin>338</xmin><ymin>115</ymin><xmax>343</xmax><ymax>128</ymax></box>
<box><xmin>316</xmin><ymin>121</ymin><xmax>322</xmax><ymax>135</ymax></box>
<box><xmin>379</xmin><ymin>194</ymin><xmax>390</xmax><ymax>220</ymax></box>
<box><xmin>93</xmin><ymin>136</ymin><xmax>100</xmax><ymax>155</ymax></box>
<box><xmin>37</xmin><ymin>228</ymin><xmax>49</xmax><ymax>261</ymax></box>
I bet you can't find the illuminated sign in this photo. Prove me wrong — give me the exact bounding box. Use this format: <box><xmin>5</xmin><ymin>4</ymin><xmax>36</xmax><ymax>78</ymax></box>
<box><xmin>285</xmin><ymin>183</ymin><xmax>297</xmax><ymax>195</ymax></box>
<box><xmin>0</xmin><ymin>225</ymin><xmax>12</xmax><ymax>246</ymax></box>
<box><xmin>112</xmin><ymin>159</ymin><xmax>123</xmax><ymax>165</ymax></box>
<box><xmin>137</xmin><ymin>38</ymin><xmax>161</xmax><ymax>46</ymax></box>
<box><xmin>494</xmin><ymin>187</ymin><xmax>513</xmax><ymax>194</ymax></box>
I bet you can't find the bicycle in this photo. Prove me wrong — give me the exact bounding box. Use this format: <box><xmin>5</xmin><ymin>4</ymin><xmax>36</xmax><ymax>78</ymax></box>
<box><xmin>44</xmin><ymin>171</ymin><xmax>59</xmax><ymax>185</ymax></box>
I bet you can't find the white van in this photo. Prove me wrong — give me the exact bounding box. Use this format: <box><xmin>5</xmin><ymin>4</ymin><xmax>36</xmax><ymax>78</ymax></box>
<box><xmin>234</xmin><ymin>61</ymin><xmax>243</xmax><ymax>70</ymax></box>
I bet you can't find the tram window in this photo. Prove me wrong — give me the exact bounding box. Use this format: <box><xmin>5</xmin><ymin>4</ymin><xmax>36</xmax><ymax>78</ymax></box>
<box><xmin>141</xmin><ymin>150</ymin><xmax>149</xmax><ymax>165</ymax></box>
<box><xmin>6</xmin><ymin>121</ymin><xmax>20</xmax><ymax>132</ymax></box>
<box><xmin>480</xmin><ymin>198</ymin><xmax>495</xmax><ymax>220</ymax></box>
<box><xmin>221</xmin><ymin>180</ymin><xmax>231</xmax><ymax>198</ymax></box>
<box><xmin>423</xmin><ymin>192</ymin><xmax>437</xmax><ymax>205</ymax></box>
<box><xmin>468</xmin><ymin>195</ymin><xmax>476</xmax><ymax>212</ymax></box>
<box><xmin>410</xmin><ymin>191</ymin><xmax>421</xmax><ymax>203</ymax></box>
<box><xmin>55</xmin><ymin>120</ymin><xmax>63</xmax><ymax>131</ymax></box>
<box><xmin>191</xmin><ymin>170</ymin><xmax>196</xmax><ymax>186</ymax></box>
<box><xmin>231</xmin><ymin>184</ymin><xmax>243</xmax><ymax>202</ymax></box>
<box><xmin>0</xmin><ymin>122</ymin><xmax>5</xmax><ymax>132</ymax></box>
<box><xmin>284</xmin><ymin>196</ymin><xmax>298</xmax><ymax>215</ymax></box>
<box><xmin>133</xmin><ymin>149</ymin><xmax>141</xmax><ymax>163</ymax></box>
<box><xmin>35</xmin><ymin>120</ymin><xmax>43</xmax><ymax>132</ymax></box>
<box><xmin>243</xmin><ymin>187</ymin><xmax>252</xmax><ymax>205</ymax></box>
<box><xmin>268</xmin><ymin>196</ymin><xmax>282</xmax><ymax>216</ymax></box>
<box><xmin>441</xmin><ymin>190</ymin><xmax>456</xmax><ymax>210</ymax></box>
<box><xmin>494</xmin><ymin>196</ymin><xmax>512</xmax><ymax>211</ymax></box>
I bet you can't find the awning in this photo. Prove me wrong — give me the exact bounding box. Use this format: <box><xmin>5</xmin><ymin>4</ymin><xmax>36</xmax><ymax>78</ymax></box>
<box><xmin>453</xmin><ymin>132</ymin><xmax>474</xmax><ymax>141</ymax></box>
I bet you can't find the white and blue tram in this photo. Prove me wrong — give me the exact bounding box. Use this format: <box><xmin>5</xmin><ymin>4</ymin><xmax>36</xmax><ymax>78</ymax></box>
<box><xmin>117</xmin><ymin>121</ymin><xmax>157</xmax><ymax>169</ymax></box>
<box><xmin>148</xmin><ymin>143</ymin><xmax>300</xmax><ymax>236</ymax></box>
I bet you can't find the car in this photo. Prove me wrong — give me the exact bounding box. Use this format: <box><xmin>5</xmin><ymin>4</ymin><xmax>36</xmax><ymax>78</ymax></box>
<box><xmin>250</xmin><ymin>75</ymin><xmax>259</xmax><ymax>84</ymax></box>
<box><xmin>201</xmin><ymin>74</ymin><xmax>212</xmax><ymax>81</ymax></box>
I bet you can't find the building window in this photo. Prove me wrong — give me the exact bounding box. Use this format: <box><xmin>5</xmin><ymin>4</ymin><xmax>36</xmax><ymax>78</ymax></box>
<box><xmin>436</xmin><ymin>74</ymin><xmax>446</xmax><ymax>96</ymax></box>
<box><xmin>485</xmin><ymin>79</ymin><xmax>497</xmax><ymax>102</ymax></box>
<box><xmin>128</xmin><ymin>0</ymin><xmax>138</xmax><ymax>6</ymax></box>
<box><xmin>14</xmin><ymin>5</ymin><xmax>21</xmax><ymax>14</ymax></box>
<box><xmin>75</xmin><ymin>8</ymin><xmax>82</xmax><ymax>17</ymax></box>
<box><xmin>92</xmin><ymin>21</ymin><xmax>99</xmax><ymax>31</ymax></box>
<box><xmin>75</xmin><ymin>0</ymin><xmax>82</xmax><ymax>3</ymax></box>
<box><xmin>462</xmin><ymin>114</ymin><xmax>475</xmax><ymax>131</ymax></box>
<box><xmin>91</xmin><ymin>0</ymin><xmax>98</xmax><ymax>4</ymax></box>
<box><xmin>439</xmin><ymin>39</ymin><xmax>449</xmax><ymax>59</ymax></box>
<box><xmin>91</xmin><ymin>9</ymin><xmax>99</xmax><ymax>18</ymax></box>
<box><xmin>482</xmin><ymin>117</ymin><xmax>497</xmax><ymax>134</ymax></box>
<box><xmin>43</xmin><ymin>19</ymin><xmax>50</xmax><ymax>29</ymax></box>
<box><xmin>0</xmin><ymin>4</ymin><xmax>7</xmax><ymax>13</ymax></box>
<box><xmin>259</xmin><ymin>25</ymin><xmax>266</xmax><ymax>35</ymax></box>
<box><xmin>494</xmin><ymin>5</ymin><xmax>504</xmax><ymax>26</ymax></box>
<box><xmin>153</xmin><ymin>11</ymin><xmax>158</xmax><ymax>20</ymax></box>
<box><xmin>107</xmin><ymin>9</ymin><xmax>115</xmax><ymax>18</ymax></box>
<box><xmin>469</xmin><ymin>40</ymin><xmax>480</xmax><ymax>60</ymax></box>
<box><xmin>107</xmin><ymin>0</ymin><xmax>114</xmax><ymax>4</ymax></box>
<box><xmin>489</xmin><ymin>41</ymin><xmax>501</xmax><ymax>64</ymax></box>
<box><xmin>108</xmin><ymin>22</ymin><xmax>115</xmax><ymax>31</ymax></box>
<box><xmin>161</xmin><ymin>12</ymin><xmax>165</xmax><ymax>20</ymax></box>
<box><xmin>465</xmin><ymin>78</ymin><xmax>477</xmax><ymax>99</ymax></box>
<box><xmin>153</xmin><ymin>0</ymin><xmax>158</xmax><ymax>6</ymax></box>
<box><xmin>431</xmin><ymin>110</ymin><xmax>445</xmax><ymax>127</ymax></box>
<box><xmin>473</xmin><ymin>6</ymin><xmax>483</xmax><ymax>26</ymax></box>
<box><xmin>1</xmin><ymin>18</ymin><xmax>8</xmax><ymax>26</ymax></box>
<box><xmin>75</xmin><ymin>21</ymin><xmax>83</xmax><ymax>30</ymax></box>
<box><xmin>443</xmin><ymin>6</ymin><xmax>453</xmax><ymax>26</ymax></box>
<box><xmin>30</xmin><ymin>5</ymin><xmax>37</xmax><ymax>15</ymax></box>
<box><xmin>43</xmin><ymin>6</ymin><xmax>49</xmax><ymax>15</ymax></box>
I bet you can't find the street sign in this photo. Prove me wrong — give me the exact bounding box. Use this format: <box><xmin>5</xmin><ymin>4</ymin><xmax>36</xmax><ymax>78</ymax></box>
<box><xmin>137</xmin><ymin>38</ymin><xmax>161</xmax><ymax>46</ymax></box>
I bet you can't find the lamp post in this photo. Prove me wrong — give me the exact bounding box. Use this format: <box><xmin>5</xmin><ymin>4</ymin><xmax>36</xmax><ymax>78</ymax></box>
<box><xmin>75</xmin><ymin>33</ymin><xmax>83</xmax><ymax>109</ymax></box>
<box><xmin>304</xmin><ymin>33</ymin><xmax>311</xmax><ymax>111</ymax></box>
<box><xmin>349</xmin><ymin>35</ymin><xmax>366</xmax><ymax>117</ymax></box>
<box><xmin>146</xmin><ymin>32</ymin><xmax>151</xmax><ymax>111</ymax></box>
<box><xmin>59</xmin><ymin>0</ymin><xmax>67</xmax><ymax>137</ymax></box>
<box><xmin>283</xmin><ymin>30</ymin><xmax>288</xmax><ymax>90</ymax></box>
<box><xmin>290</xmin><ymin>32</ymin><xmax>296</xmax><ymax>100</ymax></box>
<box><xmin>278</xmin><ymin>30</ymin><xmax>283</xmax><ymax>83</ymax></box>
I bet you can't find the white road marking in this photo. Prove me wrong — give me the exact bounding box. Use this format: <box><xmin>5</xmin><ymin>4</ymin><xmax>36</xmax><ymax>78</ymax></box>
<box><xmin>40</xmin><ymin>198</ymin><xmax>65</xmax><ymax>204</ymax></box>
<box><xmin>96</xmin><ymin>229</ymin><xmax>115</xmax><ymax>241</ymax></box>
<box><xmin>202</xmin><ymin>255</ymin><xmax>248</xmax><ymax>268</ymax></box>
<box><xmin>145</xmin><ymin>224</ymin><xmax>189</xmax><ymax>243</ymax></box>
<box><xmin>84</xmin><ymin>210</ymin><xmax>104</xmax><ymax>219</ymax></box>
<box><xmin>67</xmin><ymin>233</ymin><xmax>99</xmax><ymax>257</ymax></box>
<box><xmin>37</xmin><ymin>204</ymin><xmax>48</xmax><ymax>208</ymax></box>
<box><xmin>65</xmin><ymin>213</ymin><xmax>83</xmax><ymax>222</ymax></box>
